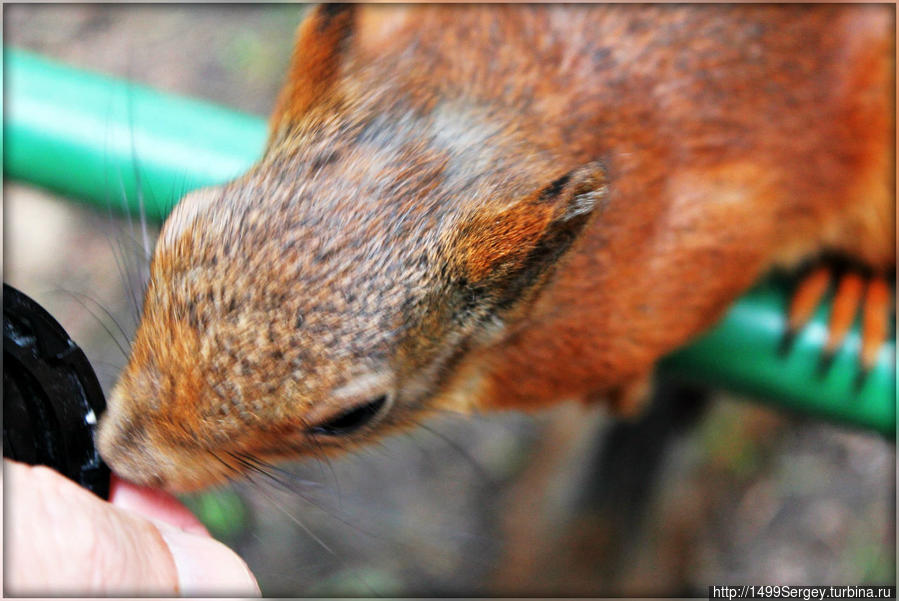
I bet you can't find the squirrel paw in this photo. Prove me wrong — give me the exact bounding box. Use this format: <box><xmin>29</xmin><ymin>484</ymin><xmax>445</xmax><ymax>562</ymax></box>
<box><xmin>593</xmin><ymin>373</ymin><xmax>654</xmax><ymax>418</ymax></box>
<box><xmin>781</xmin><ymin>261</ymin><xmax>894</xmax><ymax>382</ymax></box>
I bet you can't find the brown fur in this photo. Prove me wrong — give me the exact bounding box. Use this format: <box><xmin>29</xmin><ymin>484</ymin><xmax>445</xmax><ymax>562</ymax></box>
<box><xmin>98</xmin><ymin>4</ymin><xmax>894</xmax><ymax>492</ymax></box>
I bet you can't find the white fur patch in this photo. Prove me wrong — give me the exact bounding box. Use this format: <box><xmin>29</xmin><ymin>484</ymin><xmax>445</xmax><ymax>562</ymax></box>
<box><xmin>159</xmin><ymin>186</ymin><xmax>223</xmax><ymax>249</ymax></box>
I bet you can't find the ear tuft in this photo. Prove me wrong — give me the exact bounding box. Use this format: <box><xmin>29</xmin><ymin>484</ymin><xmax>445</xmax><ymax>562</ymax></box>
<box><xmin>318</xmin><ymin>3</ymin><xmax>353</xmax><ymax>25</ymax></box>
<box><xmin>269</xmin><ymin>4</ymin><xmax>357</xmax><ymax>135</ymax></box>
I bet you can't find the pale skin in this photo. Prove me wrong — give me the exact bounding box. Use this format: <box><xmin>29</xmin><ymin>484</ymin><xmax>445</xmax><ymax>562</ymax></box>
<box><xmin>3</xmin><ymin>460</ymin><xmax>260</xmax><ymax>597</ymax></box>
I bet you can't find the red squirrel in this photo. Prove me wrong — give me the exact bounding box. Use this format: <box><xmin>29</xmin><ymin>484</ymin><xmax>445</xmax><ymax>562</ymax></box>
<box><xmin>97</xmin><ymin>4</ymin><xmax>894</xmax><ymax>492</ymax></box>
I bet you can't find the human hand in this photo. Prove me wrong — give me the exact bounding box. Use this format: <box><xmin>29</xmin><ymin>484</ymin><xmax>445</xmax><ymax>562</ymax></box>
<box><xmin>3</xmin><ymin>459</ymin><xmax>260</xmax><ymax>596</ymax></box>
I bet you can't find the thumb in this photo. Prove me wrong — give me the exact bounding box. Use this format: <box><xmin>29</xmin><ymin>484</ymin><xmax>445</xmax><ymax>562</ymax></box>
<box><xmin>151</xmin><ymin>519</ymin><xmax>261</xmax><ymax>597</ymax></box>
<box><xmin>3</xmin><ymin>460</ymin><xmax>259</xmax><ymax>597</ymax></box>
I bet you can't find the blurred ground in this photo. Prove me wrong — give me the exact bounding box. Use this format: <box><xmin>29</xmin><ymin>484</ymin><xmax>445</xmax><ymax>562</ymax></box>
<box><xmin>4</xmin><ymin>5</ymin><xmax>895</xmax><ymax>596</ymax></box>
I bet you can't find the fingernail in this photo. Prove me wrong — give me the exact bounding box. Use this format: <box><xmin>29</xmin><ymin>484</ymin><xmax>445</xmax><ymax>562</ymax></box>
<box><xmin>156</xmin><ymin>522</ymin><xmax>261</xmax><ymax>597</ymax></box>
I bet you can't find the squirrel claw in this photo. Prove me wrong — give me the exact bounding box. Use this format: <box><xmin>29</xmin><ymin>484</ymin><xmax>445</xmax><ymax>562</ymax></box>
<box><xmin>777</xmin><ymin>329</ymin><xmax>797</xmax><ymax>358</ymax></box>
<box><xmin>786</xmin><ymin>262</ymin><xmax>892</xmax><ymax>380</ymax></box>
<box><xmin>852</xmin><ymin>365</ymin><xmax>871</xmax><ymax>393</ymax></box>
<box><xmin>816</xmin><ymin>349</ymin><xmax>837</xmax><ymax>377</ymax></box>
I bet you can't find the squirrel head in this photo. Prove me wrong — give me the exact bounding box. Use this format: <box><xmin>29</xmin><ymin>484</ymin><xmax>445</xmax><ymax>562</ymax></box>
<box><xmin>97</xmin><ymin>5</ymin><xmax>609</xmax><ymax>492</ymax></box>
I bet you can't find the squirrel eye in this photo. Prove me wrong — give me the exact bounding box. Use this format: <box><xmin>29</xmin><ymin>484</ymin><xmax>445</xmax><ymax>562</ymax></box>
<box><xmin>310</xmin><ymin>394</ymin><xmax>389</xmax><ymax>436</ymax></box>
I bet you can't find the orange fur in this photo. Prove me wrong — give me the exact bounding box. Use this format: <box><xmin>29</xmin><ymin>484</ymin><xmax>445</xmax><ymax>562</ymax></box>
<box><xmin>788</xmin><ymin>267</ymin><xmax>832</xmax><ymax>333</ymax></box>
<box><xmin>825</xmin><ymin>273</ymin><xmax>865</xmax><ymax>356</ymax></box>
<box><xmin>269</xmin><ymin>5</ymin><xmax>355</xmax><ymax>138</ymax></box>
<box><xmin>98</xmin><ymin>4</ymin><xmax>895</xmax><ymax>491</ymax></box>
<box><xmin>861</xmin><ymin>278</ymin><xmax>891</xmax><ymax>370</ymax></box>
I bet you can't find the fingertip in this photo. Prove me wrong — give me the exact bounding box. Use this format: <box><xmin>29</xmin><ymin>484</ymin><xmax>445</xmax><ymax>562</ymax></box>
<box><xmin>155</xmin><ymin>522</ymin><xmax>261</xmax><ymax>597</ymax></box>
<box><xmin>110</xmin><ymin>475</ymin><xmax>209</xmax><ymax>536</ymax></box>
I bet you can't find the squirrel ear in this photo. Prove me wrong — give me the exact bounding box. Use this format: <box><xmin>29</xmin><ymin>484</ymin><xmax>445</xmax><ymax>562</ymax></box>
<box><xmin>270</xmin><ymin>4</ymin><xmax>356</xmax><ymax>134</ymax></box>
<box><xmin>536</xmin><ymin>161</ymin><xmax>609</xmax><ymax>226</ymax></box>
<box><xmin>455</xmin><ymin>161</ymin><xmax>609</xmax><ymax>310</ymax></box>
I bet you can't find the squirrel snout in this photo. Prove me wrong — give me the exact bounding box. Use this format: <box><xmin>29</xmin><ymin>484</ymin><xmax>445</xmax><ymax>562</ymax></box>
<box><xmin>97</xmin><ymin>390</ymin><xmax>240</xmax><ymax>493</ymax></box>
<box><xmin>96</xmin><ymin>405</ymin><xmax>169</xmax><ymax>489</ymax></box>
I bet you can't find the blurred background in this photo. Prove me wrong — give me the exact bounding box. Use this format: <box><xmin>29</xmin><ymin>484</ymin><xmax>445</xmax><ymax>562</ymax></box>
<box><xmin>4</xmin><ymin>5</ymin><xmax>895</xmax><ymax>596</ymax></box>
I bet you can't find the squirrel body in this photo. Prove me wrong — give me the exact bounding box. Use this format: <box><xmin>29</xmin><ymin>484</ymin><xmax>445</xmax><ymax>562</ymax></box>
<box><xmin>98</xmin><ymin>4</ymin><xmax>894</xmax><ymax>491</ymax></box>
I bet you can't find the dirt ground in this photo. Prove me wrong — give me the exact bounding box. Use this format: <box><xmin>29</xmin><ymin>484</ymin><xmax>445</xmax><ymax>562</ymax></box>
<box><xmin>5</xmin><ymin>5</ymin><xmax>895</xmax><ymax>596</ymax></box>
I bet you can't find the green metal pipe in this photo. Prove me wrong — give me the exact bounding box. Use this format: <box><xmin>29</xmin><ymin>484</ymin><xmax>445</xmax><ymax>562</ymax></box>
<box><xmin>4</xmin><ymin>47</ymin><xmax>895</xmax><ymax>437</ymax></box>
<box><xmin>3</xmin><ymin>48</ymin><xmax>268</xmax><ymax>220</ymax></box>
<box><xmin>659</xmin><ymin>278</ymin><xmax>895</xmax><ymax>436</ymax></box>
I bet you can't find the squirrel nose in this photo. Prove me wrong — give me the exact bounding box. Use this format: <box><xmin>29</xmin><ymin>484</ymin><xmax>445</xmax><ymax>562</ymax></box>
<box><xmin>96</xmin><ymin>406</ymin><xmax>167</xmax><ymax>489</ymax></box>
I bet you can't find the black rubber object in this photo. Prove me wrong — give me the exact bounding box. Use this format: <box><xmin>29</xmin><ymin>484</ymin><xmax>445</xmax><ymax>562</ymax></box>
<box><xmin>3</xmin><ymin>283</ymin><xmax>111</xmax><ymax>500</ymax></box>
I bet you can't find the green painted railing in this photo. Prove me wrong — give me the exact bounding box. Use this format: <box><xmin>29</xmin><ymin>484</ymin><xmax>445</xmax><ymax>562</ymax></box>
<box><xmin>3</xmin><ymin>48</ymin><xmax>267</xmax><ymax>220</ymax></box>
<box><xmin>4</xmin><ymin>47</ymin><xmax>896</xmax><ymax>437</ymax></box>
